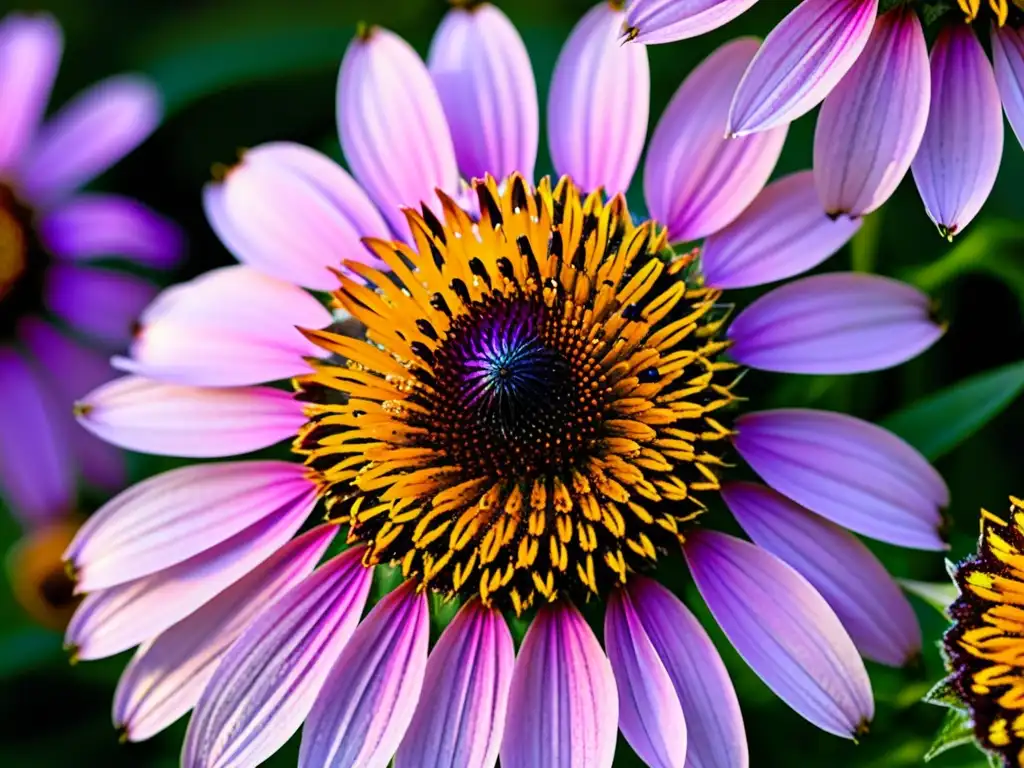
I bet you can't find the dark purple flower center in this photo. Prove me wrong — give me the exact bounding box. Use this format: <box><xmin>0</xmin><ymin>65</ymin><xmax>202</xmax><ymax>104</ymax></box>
<box><xmin>0</xmin><ymin>184</ymin><xmax>46</xmax><ymax>337</ymax></box>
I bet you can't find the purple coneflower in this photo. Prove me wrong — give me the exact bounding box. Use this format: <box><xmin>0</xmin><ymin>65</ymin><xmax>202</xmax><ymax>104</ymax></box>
<box><xmin>624</xmin><ymin>0</ymin><xmax>1023</xmax><ymax>238</ymax></box>
<box><xmin>0</xmin><ymin>12</ymin><xmax>179</xmax><ymax>625</ymax></box>
<box><xmin>68</xmin><ymin>3</ymin><xmax>947</xmax><ymax>766</ymax></box>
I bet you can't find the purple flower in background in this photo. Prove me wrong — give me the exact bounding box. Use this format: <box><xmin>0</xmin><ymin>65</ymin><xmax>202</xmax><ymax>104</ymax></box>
<box><xmin>67</xmin><ymin>3</ymin><xmax>946</xmax><ymax>766</ymax></box>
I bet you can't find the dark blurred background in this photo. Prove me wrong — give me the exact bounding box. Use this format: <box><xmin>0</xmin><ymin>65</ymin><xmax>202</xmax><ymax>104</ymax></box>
<box><xmin>0</xmin><ymin>0</ymin><xmax>1021</xmax><ymax>765</ymax></box>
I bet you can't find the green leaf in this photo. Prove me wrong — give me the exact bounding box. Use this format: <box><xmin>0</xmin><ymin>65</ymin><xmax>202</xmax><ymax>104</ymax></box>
<box><xmin>850</xmin><ymin>209</ymin><xmax>883</xmax><ymax>274</ymax></box>
<box><xmin>900</xmin><ymin>579</ymin><xmax>959</xmax><ymax>617</ymax></box>
<box><xmin>924</xmin><ymin>708</ymin><xmax>982</xmax><ymax>762</ymax></box>
<box><xmin>880</xmin><ymin>360</ymin><xmax>1024</xmax><ymax>460</ymax></box>
<box><xmin>925</xmin><ymin>678</ymin><xmax>965</xmax><ymax>710</ymax></box>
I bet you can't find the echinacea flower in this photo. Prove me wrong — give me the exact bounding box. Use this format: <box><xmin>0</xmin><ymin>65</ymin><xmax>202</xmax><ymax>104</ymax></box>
<box><xmin>68</xmin><ymin>4</ymin><xmax>947</xmax><ymax>766</ymax></box>
<box><xmin>625</xmin><ymin>0</ymin><xmax>1023</xmax><ymax>237</ymax></box>
<box><xmin>0</xmin><ymin>12</ymin><xmax>180</xmax><ymax>625</ymax></box>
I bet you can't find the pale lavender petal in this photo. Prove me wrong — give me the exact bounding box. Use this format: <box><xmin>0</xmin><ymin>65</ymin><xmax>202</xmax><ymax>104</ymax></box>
<box><xmin>43</xmin><ymin>263</ymin><xmax>155</xmax><ymax>347</ymax></box>
<box><xmin>728</xmin><ymin>0</ymin><xmax>878</xmax><ymax>136</ymax></box>
<box><xmin>338</xmin><ymin>27</ymin><xmax>459</xmax><ymax>238</ymax></box>
<box><xmin>644</xmin><ymin>38</ymin><xmax>786</xmax><ymax>243</ymax></box>
<box><xmin>113</xmin><ymin>265</ymin><xmax>331</xmax><ymax>387</ymax></box>
<box><xmin>65</xmin><ymin>460</ymin><xmax>317</xmax><ymax>592</ymax></box>
<box><xmin>20</xmin><ymin>74</ymin><xmax>161</xmax><ymax>205</ymax></box>
<box><xmin>911</xmin><ymin>24</ymin><xmax>1003</xmax><ymax>239</ymax></box>
<box><xmin>722</xmin><ymin>482</ymin><xmax>921</xmax><ymax>666</ymax></box>
<box><xmin>813</xmin><ymin>8</ymin><xmax>930</xmax><ymax>217</ymax></box>
<box><xmin>114</xmin><ymin>525</ymin><xmax>338</xmax><ymax>742</ymax></box>
<box><xmin>500</xmin><ymin>602</ymin><xmax>618</xmax><ymax>768</ymax></box>
<box><xmin>205</xmin><ymin>142</ymin><xmax>389</xmax><ymax>290</ymax></box>
<box><xmin>38</xmin><ymin>194</ymin><xmax>183</xmax><ymax>269</ymax></box>
<box><xmin>395</xmin><ymin>600</ymin><xmax>514</xmax><ymax>768</ymax></box>
<box><xmin>627</xmin><ymin>577</ymin><xmax>748</xmax><ymax>768</ymax></box>
<box><xmin>76</xmin><ymin>376</ymin><xmax>306</xmax><ymax>458</ymax></box>
<box><xmin>684</xmin><ymin>530</ymin><xmax>873</xmax><ymax>738</ymax></box>
<box><xmin>993</xmin><ymin>25</ymin><xmax>1024</xmax><ymax>149</ymax></box>
<box><xmin>182</xmin><ymin>546</ymin><xmax>372</xmax><ymax>768</ymax></box>
<box><xmin>727</xmin><ymin>273</ymin><xmax>944</xmax><ymax>374</ymax></box>
<box><xmin>428</xmin><ymin>3</ymin><xmax>538</xmax><ymax>181</ymax></box>
<box><xmin>547</xmin><ymin>2</ymin><xmax>649</xmax><ymax>195</ymax></box>
<box><xmin>605</xmin><ymin>589</ymin><xmax>687</xmax><ymax>768</ymax></box>
<box><xmin>734</xmin><ymin>408</ymin><xmax>949</xmax><ymax>550</ymax></box>
<box><xmin>0</xmin><ymin>13</ymin><xmax>62</xmax><ymax>174</ymax></box>
<box><xmin>700</xmin><ymin>171</ymin><xmax>859</xmax><ymax>289</ymax></box>
<box><xmin>624</xmin><ymin>0</ymin><xmax>762</xmax><ymax>45</ymax></box>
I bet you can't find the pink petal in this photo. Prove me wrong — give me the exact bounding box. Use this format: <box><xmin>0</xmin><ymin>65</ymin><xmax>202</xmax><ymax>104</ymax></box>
<box><xmin>605</xmin><ymin>588</ymin><xmax>687</xmax><ymax>768</ymax></box>
<box><xmin>644</xmin><ymin>38</ymin><xmax>786</xmax><ymax>243</ymax></box>
<box><xmin>813</xmin><ymin>8</ymin><xmax>930</xmax><ymax>217</ymax></box>
<box><xmin>428</xmin><ymin>3</ymin><xmax>538</xmax><ymax>181</ymax></box>
<box><xmin>182</xmin><ymin>546</ymin><xmax>373</xmax><ymax>768</ymax></box>
<box><xmin>395</xmin><ymin>600</ymin><xmax>514</xmax><ymax>768</ymax></box>
<box><xmin>500</xmin><ymin>602</ymin><xmax>618</xmax><ymax>768</ymax></box>
<box><xmin>76</xmin><ymin>376</ymin><xmax>306</xmax><ymax>458</ymax></box>
<box><xmin>734</xmin><ymin>408</ymin><xmax>949</xmax><ymax>550</ymax></box>
<box><xmin>65</xmin><ymin>460</ymin><xmax>317</xmax><ymax>592</ymax></box>
<box><xmin>547</xmin><ymin>2</ymin><xmax>649</xmax><ymax>195</ymax></box>
<box><xmin>43</xmin><ymin>263</ymin><xmax>156</xmax><ymax>347</ymax></box>
<box><xmin>727</xmin><ymin>272</ymin><xmax>944</xmax><ymax>374</ymax></box>
<box><xmin>728</xmin><ymin>0</ymin><xmax>878</xmax><ymax>136</ymax></box>
<box><xmin>700</xmin><ymin>171</ymin><xmax>859</xmax><ymax>289</ymax></box>
<box><xmin>993</xmin><ymin>24</ymin><xmax>1024</xmax><ymax>150</ymax></box>
<box><xmin>684</xmin><ymin>530</ymin><xmax>873</xmax><ymax>739</ymax></box>
<box><xmin>300</xmin><ymin>582</ymin><xmax>429</xmax><ymax>768</ymax></box>
<box><xmin>911</xmin><ymin>24</ymin><xmax>1003</xmax><ymax>239</ymax></box>
<box><xmin>114</xmin><ymin>525</ymin><xmax>338</xmax><ymax>742</ymax></box>
<box><xmin>624</xmin><ymin>0</ymin><xmax>762</xmax><ymax>45</ymax></box>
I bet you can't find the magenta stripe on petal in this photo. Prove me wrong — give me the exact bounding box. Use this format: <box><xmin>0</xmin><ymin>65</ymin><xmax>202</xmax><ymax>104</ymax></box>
<box><xmin>395</xmin><ymin>600</ymin><xmax>514</xmax><ymax>768</ymax></box>
<box><xmin>911</xmin><ymin>24</ymin><xmax>1003</xmax><ymax>239</ymax></box>
<box><xmin>547</xmin><ymin>2</ymin><xmax>649</xmax><ymax>196</ymax></box>
<box><xmin>44</xmin><ymin>264</ymin><xmax>155</xmax><ymax>348</ymax></box>
<box><xmin>685</xmin><ymin>530</ymin><xmax>873</xmax><ymax>738</ymax></box>
<box><xmin>77</xmin><ymin>376</ymin><xmax>306</xmax><ymax>458</ymax></box>
<box><xmin>727</xmin><ymin>272</ymin><xmax>943</xmax><ymax>374</ymax></box>
<box><xmin>644</xmin><ymin>38</ymin><xmax>786</xmax><ymax>243</ymax></box>
<box><xmin>65</xmin><ymin>460</ymin><xmax>317</xmax><ymax>591</ymax></box>
<box><xmin>182</xmin><ymin>546</ymin><xmax>372</xmax><ymax>768</ymax></box>
<box><xmin>728</xmin><ymin>0</ymin><xmax>878</xmax><ymax>136</ymax></box>
<box><xmin>428</xmin><ymin>3</ymin><xmax>539</xmax><ymax>182</ymax></box>
<box><xmin>300</xmin><ymin>582</ymin><xmax>429</xmax><ymax>768</ymax></box>
<box><xmin>993</xmin><ymin>25</ymin><xmax>1024</xmax><ymax>150</ymax></box>
<box><xmin>734</xmin><ymin>408</ymin><xmax>949</xmax><ymax>550</ymax></box>
<box><xmin>813</xmin><ymin>8</ymin><xmax>930</xmax><ymax>217</ymax></box>
<box><xmin>627</xmin><ymin>577</ymin><xmax>748</xmax><ymax>768</ymax></box>
<box><xmin>501</xmin><ymin>602</ymin><xmax>618</xmax><ymax>768</ymax></box>
<box><xmin>701</xmin><ymin>171</ymin><xmax>859</xmax><ymax>289</ymax></box>
<box><xmin>114</xmin><ymin>525</ymin><xmax>338</xmax><ymax>742</ymax></box>
<box><xmin>605</xmin><ymin>589</ymin><xmax>687</xmax><ymax>768</ymax></box>
<box><xmin>722</xmin><ymin>482</ymin><xmax>921</xmax><ymax>666</ymax></box>
<box><xmin>625</xmin><ymin>0</ymin><xmax>762</xmax><ymax>45</ymax></box>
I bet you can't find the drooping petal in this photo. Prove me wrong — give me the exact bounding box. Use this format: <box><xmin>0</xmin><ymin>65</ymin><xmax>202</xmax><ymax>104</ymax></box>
<box><xmin>992</xmin><ymin>24</ymin><xmax>1024</xmax><ymax>149</ymax></box>
<box><xmin>338</xmin><ymin>26</ymin><xmax>459</xmax><ymax>238</ymax></box>
<box><xmin>500</xmin><ymin>602</ymin><xmax>618</xmax><ymax>768</ymax></box>
<box><xmin>627</xmin><ymin>577</ymin><xmax>748</xmax><ymax>768</ymax></box>
<box><xmin>204</xmin><ymin>142</ymin><xmax>389</xmax><ymax>290</ymax></box>
<box><xmin>700</xmin><ymin>171</ymin><xmax>859</xmax><ymax>289</ymax></box>
<box><xmin>722</xmin><ymin>482</ymin><xmax>921</xmax><ymax>666</ymax></box>
<box><xmin>38</xmin><ymin>194</ymin><xmax>182</xmax><ymax>269</ymax></box>
<box><xmin>182</xmin><ymin>546</ymin><xmax>373</xmax><ymax>768</ymax></box>
<box><xmin>20</xmin><ymin>74</ymin><xmax>161</xmax><ymax>205</ymax></box>
<box><xmin>813</xmin><ymin>8</ymin><xmax>930</xmax><ymax>217</ymax></box>
<box><xmin>624</xmin><ymin>0</ymin><xmax>762</xmax><ymax>45</ymax></box>
<box><xmin>395</xmin><ymin>600</ymin><xmax>514</xmax><ymax>768</ymax></box>
<box><xmin>644</xmin><ymin>38</ymin><xmax>786</xmax><ymax>243</ymax></box>
<box><xmin>684</xmin><ymin>530</ymin><xmax>873</xmax><ymax>739</ymax></box>
<box><xmin>428</xmin><ymin>3</ymin><xmax>538</xmax><ymax>181</ymax></box>
<box><xmin>76</xmin><ymin>377</ymin><xmax>306</xmax><ymax>458</ymax></box>
<box><xmin>114</xmin><ymin>525</ymin><xmax>338</xmax><ymax>742</ymax></box>
<box><xmin>605</xmin><ymin>589</ymin><xmax>687</xmax><ymax>768</ymax></box>
<box><xmin>911</xmin><ymin>24</ymin><xmax>1004</xmax><ymax>239</ymax></box>
<box><xmin>728</xmin><ymin>0</ymin><xmax>878</xmax><ymax>137</ymax></box>
<box><xmin>727</xmin><ymin>273</ymin><xmax>944</xmax><ymax>374</ymax></box>
<box><xmin>113</xmin><ymin>265</ymin><xmax>331</xmax><ymax>387</ymax></box>
<box><xmin>299</xmin><ymin>582</ymin><xmax>429</xmax><ymax>768</ymax></box>
<box><xmin>734</xmin><ymin>408</ymin><xmax>949</xmax><ymax>550</ymax></box>
<box><xmin>43</xmin><ymin>263</ymin><xmax>156</xmax><ymax>347</ymax></box>
<box><xmin>547</xmin><ymin>2</ymin><xmax>649</xmax><ymax>195</ymax></box>
<box><xmin>65</xmin><ymin>460</ymin><xmax>317</xmax><ymax>592</ymax></box>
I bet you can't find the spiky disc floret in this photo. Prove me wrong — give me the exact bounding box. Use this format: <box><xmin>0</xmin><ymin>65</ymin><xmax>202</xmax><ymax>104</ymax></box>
<box><xmin>294</xmin><ymin>174</ymin><xmax>739</xmax><ymax>613</ymax></box>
